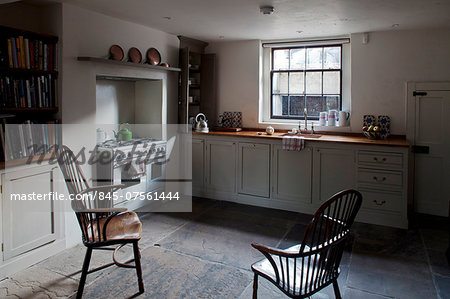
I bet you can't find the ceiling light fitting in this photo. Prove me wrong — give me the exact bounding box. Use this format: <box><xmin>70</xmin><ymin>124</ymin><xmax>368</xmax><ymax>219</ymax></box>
<box><xmin>260</xmin><ymin>6</ymin><xmax>274</xmax><ymax>15</ymax></box>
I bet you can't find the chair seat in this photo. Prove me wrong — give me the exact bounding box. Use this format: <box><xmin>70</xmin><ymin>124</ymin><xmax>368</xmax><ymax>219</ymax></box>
<box><xmin>87</xmin><ymin>211</ymin><xmax>142</xmax><ymax>242</ymax></box>
<box><xmin>252</xmin><ymin>244</ymin><xmax>336</xmax><ymax>295</ymax></box>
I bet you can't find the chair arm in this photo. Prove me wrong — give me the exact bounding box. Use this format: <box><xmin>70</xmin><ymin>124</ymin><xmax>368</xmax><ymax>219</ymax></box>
<box><xmin>78</xmin><ymin>184</ymin><xmax>125</xmax><ymax>195</ymax></box>
<box><xmin>252</xmin><ymin>243</ymin><xmax>302</xmax><ymax>258</ymax></box>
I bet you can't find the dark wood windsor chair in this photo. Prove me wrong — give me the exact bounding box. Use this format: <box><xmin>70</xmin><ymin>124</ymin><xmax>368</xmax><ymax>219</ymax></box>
<box><xmin>55</xmin><ymin>145</ymin><xmax>144</xmax><ymax>298</ymax></box>
<box><xmin>251</xmin><ymin>189</ymin><xmax>362</xmax><ymax>299</ymax></box>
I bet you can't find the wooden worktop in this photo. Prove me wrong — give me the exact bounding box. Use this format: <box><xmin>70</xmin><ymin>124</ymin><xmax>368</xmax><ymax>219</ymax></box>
<box><xmin>192</xmin><ymin>130</ymin><xmax>409</xmax><ymax>148</ymax></box>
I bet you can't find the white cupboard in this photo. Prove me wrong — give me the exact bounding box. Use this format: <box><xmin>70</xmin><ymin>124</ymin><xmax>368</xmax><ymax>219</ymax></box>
<box><xmin>238</xmin><ymin>142</ymin><xmax>270</xmax><ymax>198</ymax></box>
<box><xmin>206</xmin><ymin>140</ymin><xmax>237</xmax><ymax>196</ymax></box>
<box><xmin>0</xmin><ymin>163</ymin><xmax>66</xmax><ymax>279</ymax></box>
<box><xmin>192</xmin><ymin>138</ymin><xmax>205</xmax><ymax>194</ymax></box>
<box><xmin>313</xmin><ymin>147</ymin><xmax>356</xmax><ymax>202</ymax></box>
<box><xmin>271</xmin><ymin>145</ymin><xmax>312</xmax><ymax>206</ymax></box>
<box><xmin>192</xmin><ymin>134</ymin><xmax>409</xmax><ymax>228</ymax></box>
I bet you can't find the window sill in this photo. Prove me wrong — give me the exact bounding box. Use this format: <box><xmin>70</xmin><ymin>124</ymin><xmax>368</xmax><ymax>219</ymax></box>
<box><xmin>259</xmin><ymin>120</ymin><xmax>351</xmax><ymax>132</ymax></box>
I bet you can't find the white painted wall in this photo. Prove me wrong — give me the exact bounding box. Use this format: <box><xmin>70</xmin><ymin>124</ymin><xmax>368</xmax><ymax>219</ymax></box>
<box><xmin>60</xmin><ymin>3</ymin><xmax>179</xmax><ymax>247</ymax></box>
<box><xmin>96</xmin><ymin>80</ymin><xmax>136</xmax><ymax>124</ymax></box>
<box><xmin>351</xmin><ymin>29</ymin><xmax>450</xmax><ymax>134</ymax></box>
<box><xmin>206</xmin><ymin>40</ymin><xmax>260</xmax><ymax>128</ymax></box>
<box><xmin>207</xmin><ymin>28</ymin><xmax>450</xmax><ymax>134</ymax></box>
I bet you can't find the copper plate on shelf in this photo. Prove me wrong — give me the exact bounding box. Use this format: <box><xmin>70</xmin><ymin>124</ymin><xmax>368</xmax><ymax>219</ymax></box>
<box><xmin>109</xmin><ymin>45</ymin><xmax>124</xmax><ymax>61</ymax></box>
<box><xmin>146</xmin><ymin>47</ymin><xmax>161</xmax><ymax>65</ymax></box>
<box><xmin>128</xmin><ymin>47</ymin><xmax>142</xmax><ymax>63</ymax></box>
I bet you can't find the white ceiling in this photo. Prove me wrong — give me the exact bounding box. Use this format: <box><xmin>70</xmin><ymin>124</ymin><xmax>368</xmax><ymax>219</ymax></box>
<box><xmin>55</xmin><ymin>0</ymin><xmax>450</xmax><ymax>42</ymax></box>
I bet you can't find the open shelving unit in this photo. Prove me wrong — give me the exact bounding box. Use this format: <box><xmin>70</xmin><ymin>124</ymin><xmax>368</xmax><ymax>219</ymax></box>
<box><xmin>0</xmin><ymin>25</ymin><xmax>60</xmax><ymax>167</ymax></box>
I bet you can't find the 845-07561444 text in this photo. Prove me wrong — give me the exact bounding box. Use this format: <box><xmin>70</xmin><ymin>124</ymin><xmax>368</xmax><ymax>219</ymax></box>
<box><xmin>98</xmin><ymin>191</ymin><xmax>180</xmax><ymax>201</ymax></box>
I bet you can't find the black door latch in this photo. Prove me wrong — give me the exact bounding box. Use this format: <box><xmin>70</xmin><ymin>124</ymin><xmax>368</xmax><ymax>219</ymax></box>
<box><xmin>412</xmin><ymin>145</ymin><xmax>429</xmax><ymax>154</ymax></box>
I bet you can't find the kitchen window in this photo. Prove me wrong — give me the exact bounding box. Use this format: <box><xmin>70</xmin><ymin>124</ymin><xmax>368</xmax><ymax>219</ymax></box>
<box><xmin>261</xmin><ymin>38</ymin><xmax>350</xmax><ymax>123</ymax></box>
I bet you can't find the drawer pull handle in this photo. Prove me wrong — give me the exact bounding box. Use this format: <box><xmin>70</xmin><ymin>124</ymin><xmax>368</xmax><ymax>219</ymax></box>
<box><xmin>373</xmin><ymin>200</ymin><xmax>386</xmax><ymax>206</ymax></box>
<box><xmin>373</xmin><ymin>157</ymin><xmax>387</xmax><ymax>163</ymax></box>
<box><xmin>373</xmin><ymin>176</ymin><xmax>387</xmax><ymax>182</ymax></box>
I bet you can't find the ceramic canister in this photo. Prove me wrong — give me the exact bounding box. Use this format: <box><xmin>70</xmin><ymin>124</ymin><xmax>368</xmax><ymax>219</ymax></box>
<box><xmin>328</xmin><ymin>110</ymin><xmax>337</xmax><ymax>126</ymax></box>
<box><xmin>319</xmin><ymin>112</ymin><xmax>327</xmax><ymax>126</ymax></box>
<box><xmin>338</xmin><ymin>111</ymin><xmax>350</xmax><ymax>126</ymax></box>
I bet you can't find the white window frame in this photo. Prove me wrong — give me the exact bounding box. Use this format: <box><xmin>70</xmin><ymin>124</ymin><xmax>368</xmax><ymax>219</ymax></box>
<box><xmin>259</xmin><ymin>37</ymin><xmax>351</xmax><ymax>127</ymax></box>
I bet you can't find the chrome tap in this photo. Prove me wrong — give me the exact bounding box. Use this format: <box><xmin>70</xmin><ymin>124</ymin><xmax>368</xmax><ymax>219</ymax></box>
<box><xmin>304</xmin><ymin>108</ymin><xmax>308</xmax><ymax>132</ymax></box>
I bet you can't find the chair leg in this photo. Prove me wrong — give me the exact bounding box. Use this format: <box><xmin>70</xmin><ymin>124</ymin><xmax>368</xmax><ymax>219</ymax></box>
<box><xmin>252</xmin><ymin>273</ymin><xmax>258</xmax><ymax>299</ymax></box>
<box><xmin>332</xmin><ymin>280</ymin><xmax>342</xmax><ymax>299</ymax></box>
<box><xmin>77</xmin><ymin>247</ymin><xmax>93</xmax><ymax>299</ymax></box>
<box><xmin>133</xmin><ymin>241</ymin><xmax>144</xmax><ymax>294</ymax></box>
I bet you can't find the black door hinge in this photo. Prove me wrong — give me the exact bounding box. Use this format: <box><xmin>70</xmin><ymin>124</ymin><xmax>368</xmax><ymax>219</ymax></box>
<box><xmin>413</xmin><ymin>91</ymin><xmax>428</xmax><ymax>96</ymax></box>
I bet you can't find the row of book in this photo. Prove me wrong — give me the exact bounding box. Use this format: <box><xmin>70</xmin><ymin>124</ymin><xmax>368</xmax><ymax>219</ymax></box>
<box><xmin>6</xmin><ymin>36</ymin><xmax>57</xmax><ymax>71</ymax></box>
<box><xmin>0</xmin><ymin>74</ymin><xmax>57</xmax><ymax>108</ymax></box>
<box><xmin>0</xmin><ymin>120</ymin><xmax>59</xmax><ymax>161</ymax></box>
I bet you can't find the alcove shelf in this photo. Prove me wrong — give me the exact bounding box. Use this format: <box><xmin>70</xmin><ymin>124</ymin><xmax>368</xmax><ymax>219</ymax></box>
<box><xmin>77</xmin><ymin>57</ymin><xmax>181</xmax><ymax>72</ymax></box>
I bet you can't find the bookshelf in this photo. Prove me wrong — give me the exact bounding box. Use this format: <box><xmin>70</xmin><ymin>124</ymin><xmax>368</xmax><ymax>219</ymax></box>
<box><xmin>0</xmin><ymin>25</ymin><xmax>60</xmax><ymax>166</ymax></box>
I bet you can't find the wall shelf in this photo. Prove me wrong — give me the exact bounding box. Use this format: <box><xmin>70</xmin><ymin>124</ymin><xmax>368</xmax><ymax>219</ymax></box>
<box><xmin>77</xmin><ymin>57</ymin><xmax>181</xmax><ymax>72</ymax></box>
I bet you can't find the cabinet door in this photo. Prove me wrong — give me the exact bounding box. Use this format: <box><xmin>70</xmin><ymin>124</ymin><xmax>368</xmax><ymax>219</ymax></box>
<box><xmin>272</xmin><ymin>145</ymin><xmax>312</xmax><ymax>204</ymax></box>
<box><xmin>238</xmin><ymin>143</ymin><xmax>270</xmax><ymax>197</ymax></box>
<box><xmin>313</xmin><ymin>147</ymin><xmax>356</xmax><ymax>202</ymax></box>
<box><xmin>206</xmin><ymin>140</ymin><xmax>237</xmax><ymax>193</ymax></box>
<box><xmin>2</xmin><ymin>166</ymin><xmax>57</xmax><ymax>260</ymax></box>
<box><xmin>192</xmin><ymin>138</ymin><xmax>205</xmax><ymax>191</ymax></box>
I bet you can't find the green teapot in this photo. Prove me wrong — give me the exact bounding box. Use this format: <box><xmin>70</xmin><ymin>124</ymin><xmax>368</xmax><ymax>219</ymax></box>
<box><xmin>114</xmin><ymin>123</ymin><xmax>132</xmax><ymax>141</ymax></box>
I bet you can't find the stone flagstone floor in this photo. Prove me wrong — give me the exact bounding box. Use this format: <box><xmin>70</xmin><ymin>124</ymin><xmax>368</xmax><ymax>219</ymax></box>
<box><xmin>0</xmin><ymin>197</ymin><xmax>449</xmax><ymax>298</ymax></box>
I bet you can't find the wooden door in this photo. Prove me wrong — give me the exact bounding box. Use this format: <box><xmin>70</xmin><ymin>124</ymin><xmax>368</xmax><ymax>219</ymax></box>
<box><xmin>2</xmin><ymin>166</ymin><xmax>57</xmax><ymax>260</ymax></box>
<box><xmin>272</xmin><ymin>145</ymin><xmax>312</xmax><ymax>204</ymax></box>
<box><xmin>206</xmin><ymin>140</ymin><xmax>237</xmax><ymax>194</ymax></box>
<box><xmin>238</xmin><ymin>143</ymin><xmax>270</xmax><ymax>197</ymax></box>
<box><xmin>313</xmin><ymin>147</ymin><xmax>356</xmax><ymax>202</ymax></box>
<box><xmin>411</xmin><ymin>90</ymin><xmax>450</xmax><ymax>215</ymax></box>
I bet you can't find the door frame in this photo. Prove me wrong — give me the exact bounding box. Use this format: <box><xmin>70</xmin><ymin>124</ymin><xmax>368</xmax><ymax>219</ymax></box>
<box><xmin>406</xmin><ymin>81</ymin><xmax>450</xmax><ymax>215</ymax></box>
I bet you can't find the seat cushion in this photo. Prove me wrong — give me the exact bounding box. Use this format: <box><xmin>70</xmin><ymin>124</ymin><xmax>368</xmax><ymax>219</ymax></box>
<box><xmin>86</xmin><ymin>211</ymin><xmax>142</xmax><ymax>242</ymax></box>
<box><xmin>252</xmin><ymin>244</ymin><xmax>335</xmax><ymax>296</ymax></box>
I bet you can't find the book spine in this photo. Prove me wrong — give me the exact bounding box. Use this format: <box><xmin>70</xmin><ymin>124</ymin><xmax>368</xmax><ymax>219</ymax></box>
<box><xmin>34</xmin><ymin>40</ymin><xmax>39</xmax><ymax>70</ymax></box>
<box><xmin>7</xmin><ymin>39</ymin><xmax>13</xmax><ymax>68</ymax></box>
<box><xmin>48</xmin><ymin>44</ymin><xmax>53</xmax><ymax>72</ymax></box>
<box><xmin>15</xmin><ymin>37</ymin><xmax>21</xmax><ymax>68</ymax></box>
<box><xmin>19</xmin><ymin>36</ymin><xmax>25</xmax><ymax>69</ymax></box>
<box><xmin>29</xmin><ymin>40</ymin><xmax>34</xmax><ymax>70</ymax></box>
<box><xmin>10</xmin><ymin>38</ymin><xmax>18</xmax><ymax>68</ymax></box>
<box><xmin>37</xmin><ymin>76</ymin><xmax>42</xmax><ymax>107</ymax></box>
<box><xmin>24</xmin><ymin>38</ymin><xmax>30</xmax><ymax>69</ymax></box>
<box><xmin>38</xmin><ymin>41</ymin><xmax>43</xmax><ymax>70</ymax></box>
<box><xmin>19</xmin><ymin>80</ymin><xmax>25</xmax><ymax>107</ymax></box>
<box><xmin>43</xmin><ymin>43</ymin><xmax>48</xmax><ymax>71</ymax></box>
<box><xmin>26</xmin><ymin>79</ymin><xmax>31</xmax><ymax>107</ymax></box>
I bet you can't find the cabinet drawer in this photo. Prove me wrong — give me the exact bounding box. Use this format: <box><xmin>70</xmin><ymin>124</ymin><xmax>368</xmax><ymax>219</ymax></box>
<box><xmin>358</xmin><ymin>151</ymin><xmax>403</xmax><ymax>169</ymax></box>
<box><xmin>358</xmin><ymin>169</ymin><xmax>402</xmax><ymax>190</ymax></box>
<box><xmin>360</xmin><ymin>189</ymin><xmax>402</xmax><ymax>212</ymax></box>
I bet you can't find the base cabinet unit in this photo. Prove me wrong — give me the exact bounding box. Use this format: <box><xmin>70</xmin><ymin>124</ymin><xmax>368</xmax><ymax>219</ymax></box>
<box><xmin>238</xmin><ymin>142</ymin><xmax>270</xmax><ymax>198</ymax></box>
<box><xmin>313</xmin><ymin>147</ymin><xmax>356</xmax><ymax>202</ymax></box>
<box><xmin>205</xmin><ymin>140</ymin><xmax>237</xmax><ymax>197</ymax></box>
<box><xmin>0</xmin><ymin>163</ymin><xmax>66</xmax><ymax>279</ymax></box>
<box><xmin>356</xmin><ymin>149</ymin><xmax>408</xmax><ymax>228</ymax></box>
<box><xmin>271</xmin><ymin>145</ymin><xmax>312</xmax><ymax>206</ymax></box>
<box><xmin>192</xmin><ymin>134</ymin><xmax>409</xmax><ymax>229</ymax></box>
<box><xmin>192</xmin><ymin>138</ymin><xmax>205</xmax><ymax>195</ymax></box>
